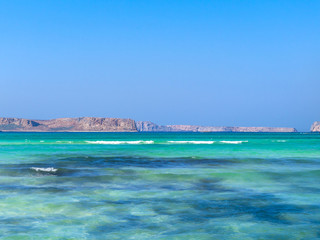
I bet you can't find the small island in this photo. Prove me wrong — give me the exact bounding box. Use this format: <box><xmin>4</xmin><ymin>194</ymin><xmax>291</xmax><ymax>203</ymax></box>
<box><xmin>311</xmin><ymin>121</ymin><xmax>320</xmax><ymax>132</ymax></box>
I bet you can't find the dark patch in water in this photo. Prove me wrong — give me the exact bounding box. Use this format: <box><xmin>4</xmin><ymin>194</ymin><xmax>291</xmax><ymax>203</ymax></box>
<box><xmin>0</xmin><ymin>155</ymin><xmax>236</xmax><ymax>180</ymax></box>
<box><xmin>86</xmin><ymin>190</ymin><xmax>311</xmax><ymax>239</ymax></box>
<box><xmin>149</xmin><ymin>193</ymin><xmax>304</xmax><ymax>225</ymax></box>
<box><xmin>0</xmin><ymin>185</ymin><xmax>71</xmax><ymax>194</ymax></box>
<box><xmin>23</xmin><ymin>155</ymin><xmax>237</xmax><ymax>168</ymax></box>
<box><xmin>194</xmin><ymin>178</ymin><xmax>228</xmax><ymax>191</ymax></box>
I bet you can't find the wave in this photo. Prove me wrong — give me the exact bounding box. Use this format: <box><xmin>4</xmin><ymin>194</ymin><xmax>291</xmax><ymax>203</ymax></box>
<box><xmin>167</xmin><ymin>140</ymin><xmax>248</xmax><ymax>144</ymax></box>
<box><xmin>219</xmin><ymin>141</ymin><xmax>248</xmax><ymax>144</ymax></box>
<box><xmin>272</xmin><ymin>140</ymin><xmax>287</xmax><ymax>143</ymax></box>
<box><xmin>86</xmin><ymin>140</ymin><xmax>249</xmax><ymax>145</ymax></box>
<box><xmin>85</xmin><ymin>140</ymin><xmax>154</xmax><ymax>145</ymax></box>
<box><xmin>31</xmin><ymin>167</ymin><xmax>58</xmax><ymax>172</ymax></box>
<box><xmin>167</xmin><ymin>141</ymin><xmax>215</xmax><ymax>144</ymax></box>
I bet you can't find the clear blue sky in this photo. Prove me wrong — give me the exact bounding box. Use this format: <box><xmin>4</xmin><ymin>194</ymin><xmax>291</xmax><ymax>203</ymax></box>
<box><xmin>0</xmin><ymin>0</ymin><xmax>319</xmax><ymax>131</ymax></box>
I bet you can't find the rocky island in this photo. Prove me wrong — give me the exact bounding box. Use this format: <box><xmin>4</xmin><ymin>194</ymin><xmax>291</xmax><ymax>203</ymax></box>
<box><xmin>0</xmin><ymin>117</ymin><xmax>137</xmax><ymax>132</ymax></box>
<box><xmin>311</xmin><ymin>121</ymin><xmax>320</xmax><ymax>132</ymax></box>
<box><xmin>0</xmin><ymin>117</ymin><xmax>297</xmax><ymax>132</ymax></box>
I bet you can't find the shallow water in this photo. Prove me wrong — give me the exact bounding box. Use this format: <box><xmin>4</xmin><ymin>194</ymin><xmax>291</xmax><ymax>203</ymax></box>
<box><xmin>0</xmin><ymin>132</ymin><xmax>320</xmax><ymax>239</ymax></box>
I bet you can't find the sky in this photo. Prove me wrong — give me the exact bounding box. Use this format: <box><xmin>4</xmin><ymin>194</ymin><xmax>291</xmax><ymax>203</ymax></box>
<box><xmin>0</xmin><ymin>0</ymin><xmax>319</xmax><ymax>131</ymax></box>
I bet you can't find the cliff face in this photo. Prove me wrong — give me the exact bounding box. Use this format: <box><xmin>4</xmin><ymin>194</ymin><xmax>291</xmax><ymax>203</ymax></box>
<box><xmin>135</xmin><ymin>121</ymin><xmax>172</xmax><ymax>132</ymax></box>
<box><xmin>136</xmin><ymin>121</ymin><xmax>297</xmax><ymax>132</ymax></box>
<box><xmin>0</xmin><ymin>118</ymin><xmax>40</xmax><ymax>130</ymax></box>
<box><xmin>0</xmin><ymin>117</ymin><xmax>137</xmax><ymax>132</ymax></box>
<box><xmin>311</xmin><ymin>122</ymin><xmax>320</xmax><ymax>132</ymax></box>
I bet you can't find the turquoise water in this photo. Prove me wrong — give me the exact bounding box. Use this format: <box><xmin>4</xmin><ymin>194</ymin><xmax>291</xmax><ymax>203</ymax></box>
<box><xmin>0</xmin><ymin>132</ymin><xmax>320</xmax><ymax>239</ymax></box>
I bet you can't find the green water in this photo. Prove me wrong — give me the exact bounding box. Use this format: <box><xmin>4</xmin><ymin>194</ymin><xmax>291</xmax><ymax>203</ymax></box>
<box><xmin>0</xmin><ymin>132</ymin><xmax>319</xmax><ymax>239</ymax></box>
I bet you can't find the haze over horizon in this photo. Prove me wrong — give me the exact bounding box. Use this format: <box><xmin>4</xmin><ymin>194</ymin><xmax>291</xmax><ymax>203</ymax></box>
<box><xmin>1</xmin><ymin>1</ymin><xmax>319</xmax><ymax>131</ymax></box>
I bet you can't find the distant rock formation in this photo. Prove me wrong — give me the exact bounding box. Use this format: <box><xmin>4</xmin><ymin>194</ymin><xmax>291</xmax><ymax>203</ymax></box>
<box><xmin>166</xmin><ymin>125</ymin><xmax>231</xmax><ymax>132</ymax></box>
<box><xmin>135</xmin><ymin>121</ymin><xmax>297</xmax><ymax>132</ymax></box>
<box><xmin>311</xmin><ymin>121</ymin><xmax>320</xmax><ymax>132</ymax></box>
<box><xmin>226</xmin><ymin>126</ymin><xmax>297</xmax><ymax>132</ymax></box>
<box><xmin>135</xmin><ymin>121</ymin><xmax>172</xmax><ymax>132</ymax></box>
<box><xmin>0</xmin><ymin>117</ymin><xmax>298</xmax><ymax>132</ymax></box>
<box><xmin>0</xmin><ymin>117</ymin><xmax>137</xmax><ymax>132</ymax></box>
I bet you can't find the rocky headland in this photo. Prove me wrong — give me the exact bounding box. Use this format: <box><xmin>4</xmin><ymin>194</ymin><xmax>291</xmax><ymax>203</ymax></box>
<box><xmin>0</xmin><ymin>117</ymin><xmax>137</xmax><ymax>132</ymax></box>
<box><xmin>0</xmin><ymin>117</ymin><xmax>298</xmax><ymax>132</ymax></box>
<box><xmin>311</xmin><ymin>121</ymin><xmax>320</xmax><ymax>132</ymax></box>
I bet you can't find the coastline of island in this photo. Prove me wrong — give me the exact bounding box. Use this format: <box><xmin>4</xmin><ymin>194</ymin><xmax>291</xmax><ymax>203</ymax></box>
<box><xmin>0</xmin><ymin>117</ymin><xmax>304</xmax><ymax>133</ymax></box>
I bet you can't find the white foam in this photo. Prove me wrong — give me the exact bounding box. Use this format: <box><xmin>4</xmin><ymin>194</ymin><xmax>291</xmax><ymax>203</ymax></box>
<box><xmin>273</xmin><ymin>140</ymin><xmax>287</xmax><ymax>142</ymax></box>
<box><xmin>85</xmin><ymin>140</ymin><xmax>154</xmax><ymax>145</ymax></box>
<box><xmin>56</xmin><ymin>141</ymin><xmax>73</xmax><ymax>143</ymax></box>
<box><xmin>219</xmin><ymin>141</ymin><xmax>248</xmax><ymax>144</ymax></box>
<box><xmin>31</xmin><ymin>167</ymin><xmax>58</xmax><ymax>172</ymax></box>
<box><xmin>40</xmin><ymin>140</ymin><xmax>44</xmax><ymax>142</ymax></box>
<box><xmin>167</xmin><ymin>141</ymin><xmax>215</xmax><ymax>144</ymax></box>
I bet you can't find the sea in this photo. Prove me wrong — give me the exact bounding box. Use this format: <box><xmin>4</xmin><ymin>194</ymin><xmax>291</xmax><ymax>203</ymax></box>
<box><xmin>0</xmin><ymin>132</ymin><xmax>319</xmax><ymax>239</ymax></box>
